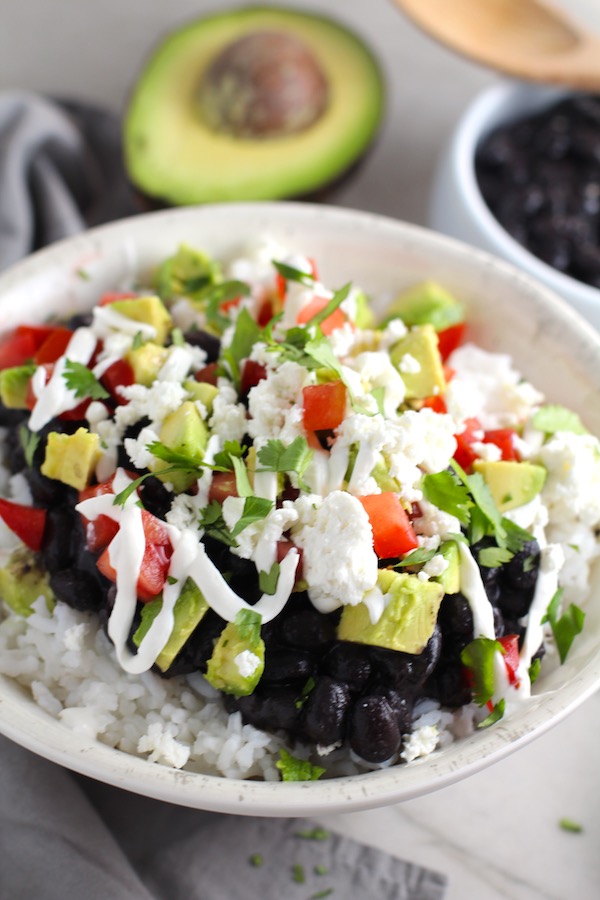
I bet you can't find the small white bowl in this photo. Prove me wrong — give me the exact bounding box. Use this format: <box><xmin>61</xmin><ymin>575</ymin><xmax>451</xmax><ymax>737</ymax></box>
<box><xmin>1</xmin><ymin>203</ymin><xmax>600</xmax><ymax>815</ymax></box>
<box><xmin>430</xmin><ymin>81</ymin><xmax>600</xmax><ymax>332</ymax></box>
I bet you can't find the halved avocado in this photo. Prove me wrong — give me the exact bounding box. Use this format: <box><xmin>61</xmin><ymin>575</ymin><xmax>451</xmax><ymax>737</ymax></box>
<box><xmin>124</xmin><ymin>7</ymin><xmax>384</xmax><ymax>204</ymax></box>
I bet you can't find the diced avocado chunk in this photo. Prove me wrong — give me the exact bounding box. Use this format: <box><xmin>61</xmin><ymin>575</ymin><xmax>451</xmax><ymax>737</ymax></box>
<box><xmin>389</xmin><ymin>324</ymin><xmax>446</xmax><ymax>400</ymax></box>
<box><xmin>132</xmin><ymin>577</ymin><xmax>209</xmax><ymax>672</ymax></box>
<box><xmin>435</xmin><ymin>540</ymin><xmax>461</xmax><ymax>594</ymax></box>
<box><xmin>154</xmin><ymin>244</ymin><xmax>221</xmax><ymax>302</ymax></box>
<box><xmin>205</xmin><ymin>619</ymin><xmax>265</xmax><ymax>697</ymax></box>
<box><xmin>110</xmin><ymin>296</ymin><xmax>173</xmax><ymax>345</ymax></box>
<box><xmin>383</xmin><ymin>281</ymin><xmax>465</xmax><ymax>331</ymax></box>
<box><xmin>371</xmin><ymin>454</ymin><xmax>401</xmax><ymax>493</ymax></box>
<box><xmin>151</xmin><ymin>401</ymin><xmax>208</xmax><ymax>492</ymax></box>
<box><xmin>0</xmin><ymin>364</ymin><xmax>35</xmax><ymax>409</ymax></box>
<box><xmin>354</xmin><ymin>290</ymin><xmax>375</xmax><ymax>329</ymax></box>
<box><xmin>0</xmin><ymin>547</ymin><xmax>54</xmax><ymax>617</ymax></box>
<box><xmin>337</xmin><ymin>570</ymin><xmax>444</xmax><ymax>654</ymax></box>
<box><xmin>41</xmin><ymin>427</ymin><xmax>101</xmax><ymax>490</ymax></box>
<box><xmin>183</xmin><ymin>379</ymin><xmax>219</xmax><ymax>415</ymax></box>
<box><xmin>125</xmin><ymin>341</ymin><xmax>169</xmax><ymax>386</ymax></box>
<box><xmin>473</xmin><ymin>460</ymin><xmax>546</xmax><ymax>512</ymax></box>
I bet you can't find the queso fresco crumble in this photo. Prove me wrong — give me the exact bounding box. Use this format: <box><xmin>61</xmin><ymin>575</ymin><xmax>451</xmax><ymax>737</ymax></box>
<box><xmin>0</xmin><ymin>239</ymin><xmax>598</xmax><ymax>780</ymax></box>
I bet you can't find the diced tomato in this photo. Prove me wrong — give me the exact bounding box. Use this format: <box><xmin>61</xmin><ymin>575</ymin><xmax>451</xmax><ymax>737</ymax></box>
<box><xmin>453</xmin><ymin>416</ymin><xmax>483</xmax><ymax>471</ymax></box>
<box><xmin>220</xmin><ymin>296</ymin><xmax>243</xmax><ymax>313</ymax></box>
<box><xmin>33</xmin><ymin>327</ymin><xmax>74</xmax><ymax>365</ymax></box>
<box><xmin>241</xmin><ymin>360</ymin><xmax>267</xmax><ymax>396</ymax></box>
<box><xmin>276</xmin><ymin>258</ymin><xmax>319</xmax><ymax>301</ymax></box>
<box><xmin>437</xmin><ymin>322</ymin><xmax>466</xmax><ymax>362</ymax></box>
<box><xmin>98</xmin><ymin>291</ymin><xmax>138</xmax><ymax>307</ymax></box>
<box><xmin>422</xmin><ymin>395</ymin><xmax>447</xmax><ymax>414</ymax></box>
<box><xmin>257</xmin><ymin>298</ymin><xmax>275</xmax><ymax>327</ymax></box>
<box><xmin>84</xmin><ymin>515</ymin><xmax>119</xmax><ymax>552</ymax></box>
<box><xmin>195</xmin><ymin>362</ymin><xmax>219</xmax><ymax>386</ymax></box>
<box><xmin>96</xmin><ymin>510</ymin><xmax>173</xmax><ymax>602</ymax></box>
<box><xmin>140</xmin><ymin>509</ymin><xmax>171</xmax><ymax>547</ymax></box>
<box><xmin>60</xmin><ymin>399</ymin><xmax>92</xmax><ymax>421</ymax></box>
<box><xmin>208</xmin><ymin>472</ymin><xmax>239</xmax><ymax>504</ymax></box>
<box><xmin>100</xmin><ymin>358</ymin><xmax>135</xmax><ymax>404</ymax></box>
<box><xmin>0</xmin><ymin>498</ymin><xmax>46</xmax><ymax>552</ymax></box>
<box><xmin>499</xmin><ymin>634</ymin><xmax>520</xmax><ymax>685</ymax></box>
<box><xmin>483</xmin><ymin>428</ymin><xmax>519</xmax><ymax>462</ymax></box>
<box><xmin>16</xmin><ymin>325</ymin><xmax>58</xmax><ymax>350</ymax></box>
<box><xmin>297</xmin><ymin>296</ymin><xmax>346</xmax><ymax>336</ymax></box>
<box><xmin>0</xmin><ymin>330</ymin><xmax>37</xmax><ymax>370</ymax></box>
<box><xmin>276</xmin><ymin>540</ymin><xmax>304</xmax><ymax>583</ymax></box>
<box><xmin>304</xmin><ymin>430</ymin><xmax>324</xmax><ymax>451</ymax></box>
<box><xmin>302</xmin><ymin>381</ymin><xmax>347</xmax><ymax>432</ymax></box>
<box><xmin>357</xmin><ymin>493</ymin><xmax>419</xmax><ymax>559</ymax></box>
<box><xmin>443</xmin><ymin>365</ymin><xmax>455</xmax><ymax>383</ymax></box>
<box><xmin>78</xmin><ymin>475</ymin><xmax>121</xmax><ymax>503</ymax></box>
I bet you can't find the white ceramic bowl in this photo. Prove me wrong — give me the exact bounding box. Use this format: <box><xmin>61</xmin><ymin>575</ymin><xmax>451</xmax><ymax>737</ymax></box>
<box><xmin>430</xmin><ymin>81</ymin><xmax>600</xmax><ymax>332</ymax></box>
<box><xmin>1</xmin><ymin>203</ymin><xmax>600</xmax><ymax>816</ymax></box>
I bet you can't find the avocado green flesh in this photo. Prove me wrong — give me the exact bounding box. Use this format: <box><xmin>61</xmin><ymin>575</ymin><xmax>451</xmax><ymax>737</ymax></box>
<box><xmin>133</xmin><ymin>577</ymin><xmax>209</xmax><ymax>672</ymax></box>
<box><xmin>124</xmin><ymin>7</ymin><xmax>384</xmax><ymax>204</ymax></box>
<box><xmin>205</xmin><ymin>620</ymin><xmax>265</xmax><ymax>696</ymax></box>
<box><xmin>473</xmin><ymin>460</ymin><xmax>546</xmax><ymax>513</ymax></box>
<box><xmin>0</xmin><ymin>548</ymin><xmax>54</xmax><ymax>617</ymax></box>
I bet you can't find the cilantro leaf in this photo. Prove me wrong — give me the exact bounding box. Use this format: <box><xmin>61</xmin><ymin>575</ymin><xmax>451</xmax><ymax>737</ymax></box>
<box><xmin>257</xmin><ymin>436</ymin><xmax>313</xmax><ymax>489</ymax></box>
<box><xmin>394</xmin><ymin>547</ymin><xmax>438</xmax><ymax>568</ymax></box>
<box><xmin>295</xmin><ymin>676</ymin><xmax>316</xmax><ymax>710</ymax></box>
<box><xmin>258</xmin><ymin>562</ymin><xmax>280</xmax><ymax>595</ymax></box>
<box><xmin>272</xmin><ymin>260</ymin><xmax>315</xmax><ymax>286</ymax></box>
<box><xmin>229</xmin><ymin>496</ymin><xmax>274</xmax><ymax>538</ymax></box>
<box><xmin>131</xmin><ymin>330</ymin><xmax>145</xmax><ymax>350</ymax></box>
<box><xmin>421</xmin><ymin>469</ymin><xmax>472</xmax><ymax>524</ymax></box>
<box><xmin>559</xmin><ymin>818</ymin><xmax>583</xmax><ymax>833</ymax></box>
<box><xmin>478</xmin><ymin>546</ymin><xmax>514</xmax><ymax>568</ymax></box>
<box><xmin>62</xmin><ymin>360</ymin><xmax>109</xmax><ymax>400</ymax></box>
<box><xmin>371</xmin><ymin>386</ymin><xmax>386</xmax><ymax>416</ymax></box>
<box><xmin>212</xmin><ymin>440</ymin><xmax>247</xmax><ymax>471</ymax></box>
<box><xmin>477</xmin><ymin>698</ymin><xmax>506</xmax><ymax>729</ymax></box>
<box><xmin>305</xmin><ymin>283</ymin><xmax>351</xmax><ymax>329</ymax></box>
<box><xmin>292</xmin><ymin>864</ymin><xmax>305</xmax><ymax>884</ymax></box>
<box><xmin>147</xmin><ymin>441</ymin><xmax>204</xmax><ymax>472</ymax></box>
<box><xmin>230</xmin><ymin>455</ymin><xmax>253</xmax><ymax>498</ymax></box>
<box><xmin>112</xmin><ymin>469</ymin><xmax>179</xmax><ymax>507</ymax></box>
<box><xmin>199</xmin><ymin>500</ymin><xmax>238</xmax><ymax>548</ymax></box>
<box><xmin>221</xmin><ymin>308</ymin><xmax>262</xmax><ymax>386</ymax></box>
<box><xmin>170</xmin><ymin>327</ymin><xmax>185</xmax><ymax>347</ymax></box>
<box><xmin>545</xmin><ymin>588</ymin><xmax>585</xmax><ymax>663</ymax></box>
<box><xmin>295</xmin><ymin>827</ymin><xmax>330</xmax><ymax>841</ymax></box>
<box><xmin>532</xmin><ymin>404</ymin><xmax>587</xmax><ymax>437</ymax></box>
<box><xmin>276</xmin><ymin>749</ymin><xmax>325</xmax><ymax>782</ymax></box>
<box><xmin>528</xmin><ymin>657</ymin><xmax>542</xmax><ymax>684</ymax></box>
<box><xmin>235</xmin><ymin>608</ymin><xmax>262</xmax><ymax>648</ymax></box>
<box><xmin>19</xmin><ymin>425</ymin><xmax>41</xmax><ymax>467</ymax></box>
<box><xmin>461</xmin><ymin>636</ymin><xmax>503</xmax><ymax>706</ymax></box>
<box><xmin>200</xmin><ymin>280</ymin><xmax>252</xmax><ymax>333</ymax></box>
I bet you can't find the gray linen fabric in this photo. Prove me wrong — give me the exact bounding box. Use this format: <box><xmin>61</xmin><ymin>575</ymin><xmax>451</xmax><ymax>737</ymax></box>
<box><xmin>0</xmin><ymin>91</ymin><xmax>447</xmax><ymax>900</ymax></box>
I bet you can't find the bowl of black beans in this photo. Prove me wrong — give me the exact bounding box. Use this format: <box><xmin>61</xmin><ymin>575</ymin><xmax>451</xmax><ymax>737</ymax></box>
<box><xmin>430</xmin><ymin>81</ymin><xmax>600</xmax><ymax>332</ymax></box>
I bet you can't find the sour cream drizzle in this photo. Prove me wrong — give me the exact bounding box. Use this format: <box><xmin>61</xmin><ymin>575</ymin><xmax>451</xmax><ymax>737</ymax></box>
<box><xmin>29</xmin><ymin>327</ymin><xmax>97</xmax><ymax>431</ymax></box>
<box><xmin>457</xmin><ymin>542</ymin><xmax>496</xmax><ymax>640</ymax></box>
<box><xmin>75</xmin><ymin>470</ymin><xmax>299</xmax><ymax>675</ymax></box>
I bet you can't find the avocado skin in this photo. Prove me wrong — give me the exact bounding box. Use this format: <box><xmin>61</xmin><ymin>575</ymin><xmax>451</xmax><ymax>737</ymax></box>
<box><xmin>124</xmin><ymin>6</ymin><xmax>385</xmax><ymax>206</ymax></box>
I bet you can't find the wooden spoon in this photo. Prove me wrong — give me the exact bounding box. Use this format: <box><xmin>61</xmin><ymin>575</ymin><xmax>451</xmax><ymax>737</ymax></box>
<box><xmin>393</xmin><ymin>0</ymin><xmax>600</xmax><ymax>91</ymax></box>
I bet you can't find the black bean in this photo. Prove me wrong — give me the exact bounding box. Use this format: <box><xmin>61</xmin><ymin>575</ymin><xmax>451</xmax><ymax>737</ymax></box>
<box><xmin>498</xmin><ymin>587</ymin><xmax>533</xmax><ymax>619</ymax></box>
<box><xmin>503</xmin><ymin>539</ymin><xmax>540</xmax><ymax>592</ymax></box>
<box><xmin>66</xmin><ymin>312</ymin><xmax>93</xmax><ymax>329</ymax></box>
<box><xmin>40</xmin><ymin>504</ymin><xmax>85</xmax><ymax>574</ymax></box>
<box><xmin>233</xmin><ymin>686</ymin><xmax>302</xmax><ymax>734</ymax></box>
<box><xmin>301</xmin><ymin>676</ymin><xmax>351</xmax><ymax>746</ymax></box>
<box><xmin>49</xmin><ymin>568</ymin><xmax>106</xmax><ymax>612</ymax></box>
<box><xmin>280</xmin><ymin>608</ymin><xmax>337</xmax><ymax>650</ymax></box>
<box><xmin>492</xmin><ymin>606</ymin><xmax>505</xmax><ymax>638</ymax></box>
<box><xmin>370</xmin><ymin>627</ymin><xmax>442</xmax><ymax>693</ymax></box>
<box><xmin>183</xmin><ymin>328</ymin><xmax>221</xmax><ymax>363</ymax></box>
<box><xmin>438</xmin><ymin>593</ymin><xmax>474</xmax><ymax>639</ymax></box>
<box><xmin>164</xmin><ymin>609</ymin><xmax>226</xmax><ymax>676</ymax></box>
<box><xmin>323</xmin><ymin>642</ymin><xmax>372</xmax><ymax>692</ymax></box>
<box><xmin>349</xmin><ymin>695</ymin><xmax>402</xmax><ymax>763</ymax></box>
<box><xmin>139</xmin><ymin>475</ymin><xmax>173</xmax><ymax>521</ymax></box>
<box><xmin>24</xmin><ymin>468</ymin><xmax>72</xmax><ymax>507</ymax></box>
<box><xmin>261</xmin><ymin>646</ymin><xmax>315</xmax><ymax>685</ymax></box>
<box><xmin>0</xmin><ymin>403</ymin><xmax>28</xmax><ymax>429</ymax></box>
<box><xmin>435</xmin><ymin>664</ymin><xmax>472</xmax><ymax>708</ymax></box>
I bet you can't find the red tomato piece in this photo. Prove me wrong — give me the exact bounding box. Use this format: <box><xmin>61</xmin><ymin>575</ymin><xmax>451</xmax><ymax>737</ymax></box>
<box><xmin>98</xmin><ymin>291</ymin><xmax>138</xmax><ymax>307</ymax></box>
<box><xmin>257</xmin><ymin>298</ymin><xmax>275</xmax><ymax>327</ymax></box>
<box><xmin>275</xmin><ymin>272</ymin><xmax>287</xmax><ymax>302</ymax></box>
<box><xmin>84</xmin><ymin>515</ymin><xmax>120</xmax><ymax>553</ymax></box>
<box><xmin>453</xmin><ymin>416</ymin><xmax>483</xmax><ymax>472</ymax></box>
<box><xmin>302</xmin><ymin>381</ymin><xmax>347</xmax><ymax>432</ymax></box>
<box><xmin>357</xmin><ymin>493</ymin><xmax>419</xmax><ymax>559</ymax></box>
<box><xmin>60</xmin><ymin>398</ymin><xmax>92</xmax><ymax>421</ymax></box>
<box><xmin>208</xmin><ymin>472</ymin><xmax>239</xmax><ymax>504</ymax></box>
<box><xmin>422</xmin><ymin>395</ymin><xmax>448</xmax><ymax>414</ymax></box>
<box><xmin>276</xmin><ymin>540</ymin><xmax>304</xmax><ymax>583</ymax></box>
<box><xmin>100</xmin><ymin>358</ymin><xmax>135</xmax><ymax>405</ymax></box>
<box><xmin>498</xmin><ymin>634</ymin><xmax>520</xmax><ymax>685</ymax></box>
<box><xmin>140</xmin><ymin>509</ymin><xmax>171</xmax><ymax>547</ymax></box>
<box><xmin>0</xmin><ymin>498</ymin><xmax>46</xmax><ymax>552</ymax></box>
<box><xmin>15</xmin><ymin>325</ymin><xmax>57</xmax><ymax>351</ymax></box>
<box><xmin>33</xmin><ymin>327</ymin><xmax>74</xmax><ymax>365</ymax></box>
<box><xmin>195</xmin><ymin>362</ymin><xmax>219</xmax><ymax>386</ymax></box>
<box><xmin>297</xmin><ymin>296</ymin><xmax>346</xmax><ymax>336</ymax></box>
<box><xmin>0</xmin><ymin>329</ymin><xmax>38</xmax><ymax>370</ymax></box>
<box><xmin>437</xmin><ymin>322</ymin><xmax>466</xmax><ymax>362</ymax></box>
<box><xmin>220</xmin><ymin>296</ymin><xmax>242</xmax><ymax>313</ymax></box>
<box><xmin>483</xmin><ymin>429</ymin><xmax>519</xmax><ymax>462</ymax></box>
<box><xmin>241</xmin><ymin>360</ymin><xmax>267</xmax><ymax>395</ymax></box>
<box><xmin>95</xmin><ymin>510</ymin><xmax>172</xmax><ymax>601</ymax></box>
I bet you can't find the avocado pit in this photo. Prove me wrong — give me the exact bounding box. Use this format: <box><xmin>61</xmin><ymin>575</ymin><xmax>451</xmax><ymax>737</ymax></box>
<box><xmin>199</xmin><ymin>30</ymin><xmax>329</xmax><ymax>139</ymax></box>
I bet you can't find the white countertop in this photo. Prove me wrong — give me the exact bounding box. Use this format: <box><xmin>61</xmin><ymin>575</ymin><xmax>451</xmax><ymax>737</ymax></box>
<box><xmin>1</xmin><ymin>1</ymin><xmax>599</xmax><ymax>898</ymax></box>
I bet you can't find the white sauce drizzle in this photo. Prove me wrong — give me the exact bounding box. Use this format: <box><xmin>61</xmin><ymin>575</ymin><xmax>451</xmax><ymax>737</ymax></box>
<box><xmin>458</xmin><ymin>542</ymin><xmax>496</xmax><ymax>640</ymax></box>
<box><xmin>516</xmin><ymin>543</ymin><xmax>564</xmax><ymax>695</ymax></box>
<box><xmin>92</xmin><ymin>305</ymin><xmax>156</xmax><ymax>340</ymax></box>
<box><xmin>28</xmin><ymin>327</ymin><xmax>97</xmax><ymax>431</ymax></box>
<box><xmin>362</xmin><ymin>585</ymin><xmax>388</xmax><ymax>625</ymax></box>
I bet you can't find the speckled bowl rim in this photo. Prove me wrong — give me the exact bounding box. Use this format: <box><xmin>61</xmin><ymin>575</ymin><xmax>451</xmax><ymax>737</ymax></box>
<box><xmin>0</xmin><ymin>202</ymin><xmax>599</xmax><ymax>816</ymax></box>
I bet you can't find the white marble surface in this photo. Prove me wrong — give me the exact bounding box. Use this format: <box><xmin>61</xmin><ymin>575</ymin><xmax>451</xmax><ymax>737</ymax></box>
<box><xmin>1</xmin><ymin>1</ymin><xmax>599</xmax><ymax>898</ymax></box>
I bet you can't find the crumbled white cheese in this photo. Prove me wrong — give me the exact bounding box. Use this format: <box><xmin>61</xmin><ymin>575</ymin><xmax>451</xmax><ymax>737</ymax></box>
<box><xmin>351</xmin><ymin>351</ymin><xmax>406</xmax><ymax>418</ymax></box>
<box><xmin>471</xmin><ymin>440</ymin><xmax>502</xmax><ymax>462</ymax></box>
<box><xmin>157</xmin><ymin>345</ymin><xmax>205</xmax><ymax>383</ymax></box>
<box><xmin>208</xmin><ymin>380</ymin><xmax>247</xmax><ymax>443</ymax></box>
<box><xmin>536</xmin><ymin>432</ymin><xmax>600</xmax><ymax>528</ymax></box>
<box><xmin>397</xmin><ymin>353</ymin><xmax>421</xmax><ymax>374</ymax></box>
<box><xmin>291</xmin><ymin>491</ymin><xmax>378</xmax><ymax>612</ymax></box>
<box><xmin>413</xmin><ymin>498</ymin><xmax>460</xmax><ymax>540</ymax></box>
<box><xmin>247</xmin><ymin>361</ymin><xmax>310</xmax><ymax>442</ymax></box>
<box><xmin>124</xmin><ymin>425</ymin><xmax>160</xmax><ymax>470</ymax></box>
<box><xmin>401</xmin><ymin>724</ymin><xmax>439</xmax><ymax>763</ymax></box>
<box><xmin>422</xmin><ymin>554</ymin><xmax>449</xmax><ymax>578</ymax></box>
<box><xmin>234</xmin><ymin>650</ymin><xmax>262</xmax><ymax>678</ymax></box>
<box><xmin>222</xmin><ymin>499</ymin><xmax>298</xmax><ymax>572</ymax></box>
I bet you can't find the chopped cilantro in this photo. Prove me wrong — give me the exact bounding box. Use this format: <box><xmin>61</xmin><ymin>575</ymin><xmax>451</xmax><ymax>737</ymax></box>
<box><xmin>257</xmin><ymin>436</ymin><xmax>313</xmax><ymax>489</ymax></box>
<box><xmin>19</xmin><ymin>425</ymin><xmax>41</xmax><ymax>467</ymax></box>
<box><xmin>76</xmin><ymin>268</ymin><xmax>90</xmax><ymax>281</ymax></box>
<box><xmin>276</xmin><ymin>749</ymin><xmax>325</xmax><ymax>782</ymax></box>
<box><xmin>544</xmin><ymin>588</ymin><xmax>585</xmax><ymax>663</ymax></box>
<box><xmin>528</xmin><ymin>657</ymin><xmax>542</xmax><ymax>684</ymax></box>
<box><xmin>212</xmin><ymin>440</ymin><xmax>247</xmax><ymax>471</ymax></box>
<box><xmin>310</xmin><ymin>890</ymin><xmax>334</xmax><ymax>899</ymax></box>
<box><xmin>229</xmin><ymin>496</ymin><xmax>274</xmax><ymax>538</ymax></box>
<box><xmin>295</xmin><ymin>676</ymin><xmax>317</xmax><ymax>710</ymax></box>
<box><xmin>112</xmin><ymin>470</ymin><xmax>179</xmax><ymax>508</ymax></box>
<box><xmin>291</xmin><ymin>863</ymin><xmax>305</xmax><ymax>884</ymax></box>
<box><xmin>166</xmin><ymin>575</ymin><xmax>178</xmax><ymax>586</ymax></box>
<box><xmin>371</xmin><ymin>385</ymin><xmax>386</xmax><ymax>416</ymax></box>
<box><xmin>394</xmin><ymin>547</ymin><xmax>438</xmax><ymax>568</ymax></box>
<box><xmin>295</xmin><ymin>827</ymin><xmax>330</xmax><ymax>841</ymax></box>
<box><xmin>421</xmin><ymin>469</ymin><xmax>472</xmax><ymax>524</ymax></box>
<box><xmin>131</xmin><ymin>330</ymin><xmax>145</xmax><ymax>351</ymax></box>
<box><xmin>523</xmin><ymin>554</ymin><xmax>536</xmax><ymax>573</ymax></box>
<box><xmin>460</xmin><ymin>637</ymin><xmax>503</xmax><ymax>706</ymax></box>
<box><xmin>532</xmin><ymin>404</ymin><xmax>587</xmax><ymax>437</ymax></box>
<box><xmin>221</xmin><ymin>308</ymin><xmax>262</xmax><ymax>386</ymax></box>
<box><xmin>314</xmin><ymin>864</ymin><xmax>329</xmax><ymax>875</ymax></box>
<box><xmin>199</xmin><ymin>500</ymin><xmax>238</xmax><ymax>548</ymax></box>
<box><xmin>235</xmin><ymin>609</ymin><xmax>262</xmax><ymax>648</ymax></box>
<box><xmin>171</xmin><ymin>327</ymin><xmax>185</xmax><ymax>346</ymax></box>
<box><xmin>249</xmin><ymin>853</ymin><xmax>264</xmax><ymax>867</ymax></box>
<box><xmin>258</xmin><ymin>562</ymin><xmax>280</xmax><ymax>595</ymax></box>
<box><xmin>305</xmin><ymin>283</ymin><xmax>351</xmax><ymax>330</ymax></box>
<box><xmin>477</xmin><ymin>546</ymin><xmax>513</xmax><ymax>568</ymax></box>
<box><xmin>230</xmin><ymin>455</ymin><xmax>253</xmax><ymax>498</ymax></box>
<box><xmin>567</xmin><ymin>543</ymin><xmax>580</xmax><ymax>553</ymax></box>
<box><xmin>147</xmin><ymin>440</ymin><xmax>204</xmax><ymax>472</ymax></box>
<box><xmin>559</xmin><ymin>818</ymin><xmax>583</xmax><ymax>833</ymax></box>
<box><xmin>62</xmin><ymin>360</ymin><xmax>109</xmax><ymax>400</ymax></box>
<box><xmin>272</xmin><ymin>259</ymin><xmax>315</xmax><ymax>285</ymax></box>
<box><xmin>477</xmin><ymin>698</ymin><xmax>505</xmax><ymax>729</ymax></box>
<box><xmin>201</xmin><ymin>280</ymin><xmax>252</xmax><ymax>333</ymax></box>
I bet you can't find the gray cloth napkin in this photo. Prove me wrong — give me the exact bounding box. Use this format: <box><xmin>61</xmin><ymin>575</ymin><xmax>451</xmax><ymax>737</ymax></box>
<box><xmin>0</xmin><ymin>91</ymin><xmax>447</xmax><ymax>900</ymax></box>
